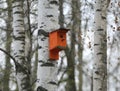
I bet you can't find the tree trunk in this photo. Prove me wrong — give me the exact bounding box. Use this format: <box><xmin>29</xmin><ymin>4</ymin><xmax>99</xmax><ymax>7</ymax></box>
<box><xmin>71</xmin><ymin>0</ymin><xmax>83</xmax><ymax>91</ymax></box>
<box><xmin>24</xmin><ymin>0</ymin><xmax>32</xmax><ymax>87</ymax></box>
<box><xmin>36</xmin><ymin>0</ymin><xmax>60</xmax><ymax>91</ymax></box>
<box><xmin>12</xmin><ymin>0</ymin><xmax>32</xmax><ymax>91</ymax></box>
<box><xmin>59</xmin><ymin>0</ymin><xmax>64</xmax><ymax>28</ymax></box>
<box><xmin>93</xmin><ymin>0</ymin><xmax>108</xmax><ymax>91</ymax></box>
<box><xmin>3</xmin><ymin>0</ymin><xmax>12</xmax><ymax>90</ymax></box>
<box><xmin>58</xmin><ymin>0</ymin><xmax>77</xmax><ymax>90</ymax></box>
<box><xmin>65</xmin><ymin>0</ymin><xmax>82</xmax><ymax>91</ymax></box>
<box><xmin>65</xmin><ymin>46</ymin><xmax>76</xmax><ymax>91</ymax></box>
<box><xmin>32</xmin><ymin>44</ymin><xmax>38</xmax><ymax>88</ymax></box>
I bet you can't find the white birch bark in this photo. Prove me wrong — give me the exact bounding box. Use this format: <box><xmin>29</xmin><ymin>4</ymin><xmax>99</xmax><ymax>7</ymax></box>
<box><xmin>36</xmin><ymin>0</ymin><xmax>59</xmax><ymax>91</ymax></box>
<box><xmin>93</xmin><ymin>0</ymin><xmax>108</xmax><ymax>91</ymax></box>
<box><xmin>12</xmin><ymin>0</ymin><xmax>32</xmax><ymax>91</ymax></box>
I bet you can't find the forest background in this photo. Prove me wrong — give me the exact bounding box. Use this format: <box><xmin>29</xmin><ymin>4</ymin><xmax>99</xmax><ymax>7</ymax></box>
<box><xmin>0</xmin><ymin>0</ymin><xmax>120</xmax><ymax>91</ymax></box>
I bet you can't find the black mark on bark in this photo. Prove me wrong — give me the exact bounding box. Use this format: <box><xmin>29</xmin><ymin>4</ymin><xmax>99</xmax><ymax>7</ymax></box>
<box><xmin>95</xmin><ymin>71</ymin><xmax>99</xmax><ymax>74</ymax></box>
<box><xmin>48</xmin><ymin>81</ymin><xmax>57</xmax><ymax>85</ymax></box>
<box><xmin>38</xmin><ymin>46</ymin><xmax>42</xmax><ymax>49</ymax></box>
<box><xmin>39</xmin><ymin>60</ymin><xmax>44</xmax><ymax>63</ymax></box>
<box><xmin>101</xmin><ymin>16</ymin><xmax>106</xmax><ymax>19</ymax></box>
<box><xmin>96</xmin><ymin>9</ymin><xmax>101</xmax><ymax>11</ymax></box>
<box><xmin>94</xmin><ymin>44</ymin><xmax>100</xmax><ymax>46</ymax></box>
<box><xmin>41</xmin><ymin>37</ymin><xmax>47</xmax><ymax>41</ymax></box>
<box><xmin>38</xmin><ymin>29</ymin><xmax>49</xmax><ymax>37</ymax></box>
<box><xmin>97</xmin><ymin>52</ymin><xmax>103</xmax><ymax>55</ymax></box>
<box><xmin>41</xmin><ymin>62</ymin><xmax>55</xmax><ymax>67</ymax></box>
<box><xmin>50</xmin><ymin>1</ymin><xmax>58</xmax><ymax>5</ymax></box>
<box><xmin>97</xmin><ymin>29</ymin><xmax>104</xmax><ymax>31</ymax></box>
<box><xmin>37</xmin><ymin>86</ymin><xmax>48</xmax><ymax>91</ymax></box>
<box><xmin>46</xmin><ymin>15</ymin><xmax>53</xmax><ymax>17</ymax></box>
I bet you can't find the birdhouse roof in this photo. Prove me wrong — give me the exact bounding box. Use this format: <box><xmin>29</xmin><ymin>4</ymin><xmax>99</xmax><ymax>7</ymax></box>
<box><xmin>50</xmin><ymin>28</ymin><xmax>70</xmax><ymax>34</ymax></box>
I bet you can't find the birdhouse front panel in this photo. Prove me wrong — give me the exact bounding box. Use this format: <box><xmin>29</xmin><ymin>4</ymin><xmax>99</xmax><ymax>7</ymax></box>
<box><xmin>57</xmin><ymin>31</ymin><xmax>67</xmax><ymax>49</ymax></box>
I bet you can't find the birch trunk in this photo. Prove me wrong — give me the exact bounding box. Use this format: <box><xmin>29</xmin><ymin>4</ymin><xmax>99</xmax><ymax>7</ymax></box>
<box><xmin>93</xmin><ymin>0</ymin><xmax>108</xmax><ymax>91</ymax></box>
<box><xmin>36</xmin><ymin>0</ymin><xmax>59</xmax><ymax>91</ymax></box>
<box><xmin>12</xmin><ymin>0</ymin><xmax>32</xmax><ymax>91</ymax></box>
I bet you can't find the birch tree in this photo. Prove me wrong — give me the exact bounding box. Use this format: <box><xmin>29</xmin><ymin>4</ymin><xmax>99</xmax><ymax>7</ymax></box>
<box><xmin>36</xmin><ymin>0</ymin><xmax>60</xmax><ymax>91</ymax></box>
<box><xmin>93</xmin><ymin>0</ymin><xmax>109</xmax><ymax>91</ymax></box>
<box><xmin>12</xmin><ymin>0</ymin><xmax>32</xmax><ymax>91</ymax></box>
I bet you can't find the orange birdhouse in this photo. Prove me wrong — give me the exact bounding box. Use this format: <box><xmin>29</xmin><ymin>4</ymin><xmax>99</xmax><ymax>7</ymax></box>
<box><xmin>49</xmin><ymin>28</ymin><xmax>69</xmax><ymax>60</ymax></box>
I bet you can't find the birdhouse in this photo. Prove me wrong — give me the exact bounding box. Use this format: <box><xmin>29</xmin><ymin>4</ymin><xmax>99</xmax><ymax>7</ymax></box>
<box><xmin>49</xmin><ymin>28</ymin><xmax>69</xmax><ymax>60</ymax></box>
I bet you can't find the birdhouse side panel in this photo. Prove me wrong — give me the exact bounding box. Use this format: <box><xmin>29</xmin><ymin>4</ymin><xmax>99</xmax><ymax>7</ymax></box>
<box><xmin>49</xmin><ymin>32</ymin><xmax>58</xmax><ymax>50</ymax></box>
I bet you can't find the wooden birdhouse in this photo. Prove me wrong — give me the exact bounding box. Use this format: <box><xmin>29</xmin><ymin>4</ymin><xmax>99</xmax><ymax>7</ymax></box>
<box><xmin>49</xmin><ymin>28</ymin><xmax>69</xmax><ymax>60</ymax></box>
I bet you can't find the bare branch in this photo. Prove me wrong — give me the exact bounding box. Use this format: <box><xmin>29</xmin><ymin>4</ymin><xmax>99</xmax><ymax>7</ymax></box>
<box><xmin>0</xmin><ymin>48</ymin><xmax>30</xmax><ymax>75</ymax></box>
<box><xmin>0</xmin><ymin>48</ymin><xmax>16</xmax><ymax>63</ymax></box>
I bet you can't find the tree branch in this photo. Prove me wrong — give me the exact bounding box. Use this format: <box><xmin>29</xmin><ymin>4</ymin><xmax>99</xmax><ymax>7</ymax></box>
<box><xmin>0</xmin><ymin>48</ymin><xmax>16</xmax><ymax>63</ymax></box>
<box><xmin>0</xmin><ymin>48</ymin><xmax>30</xmax><ymax>75</ymax></box>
